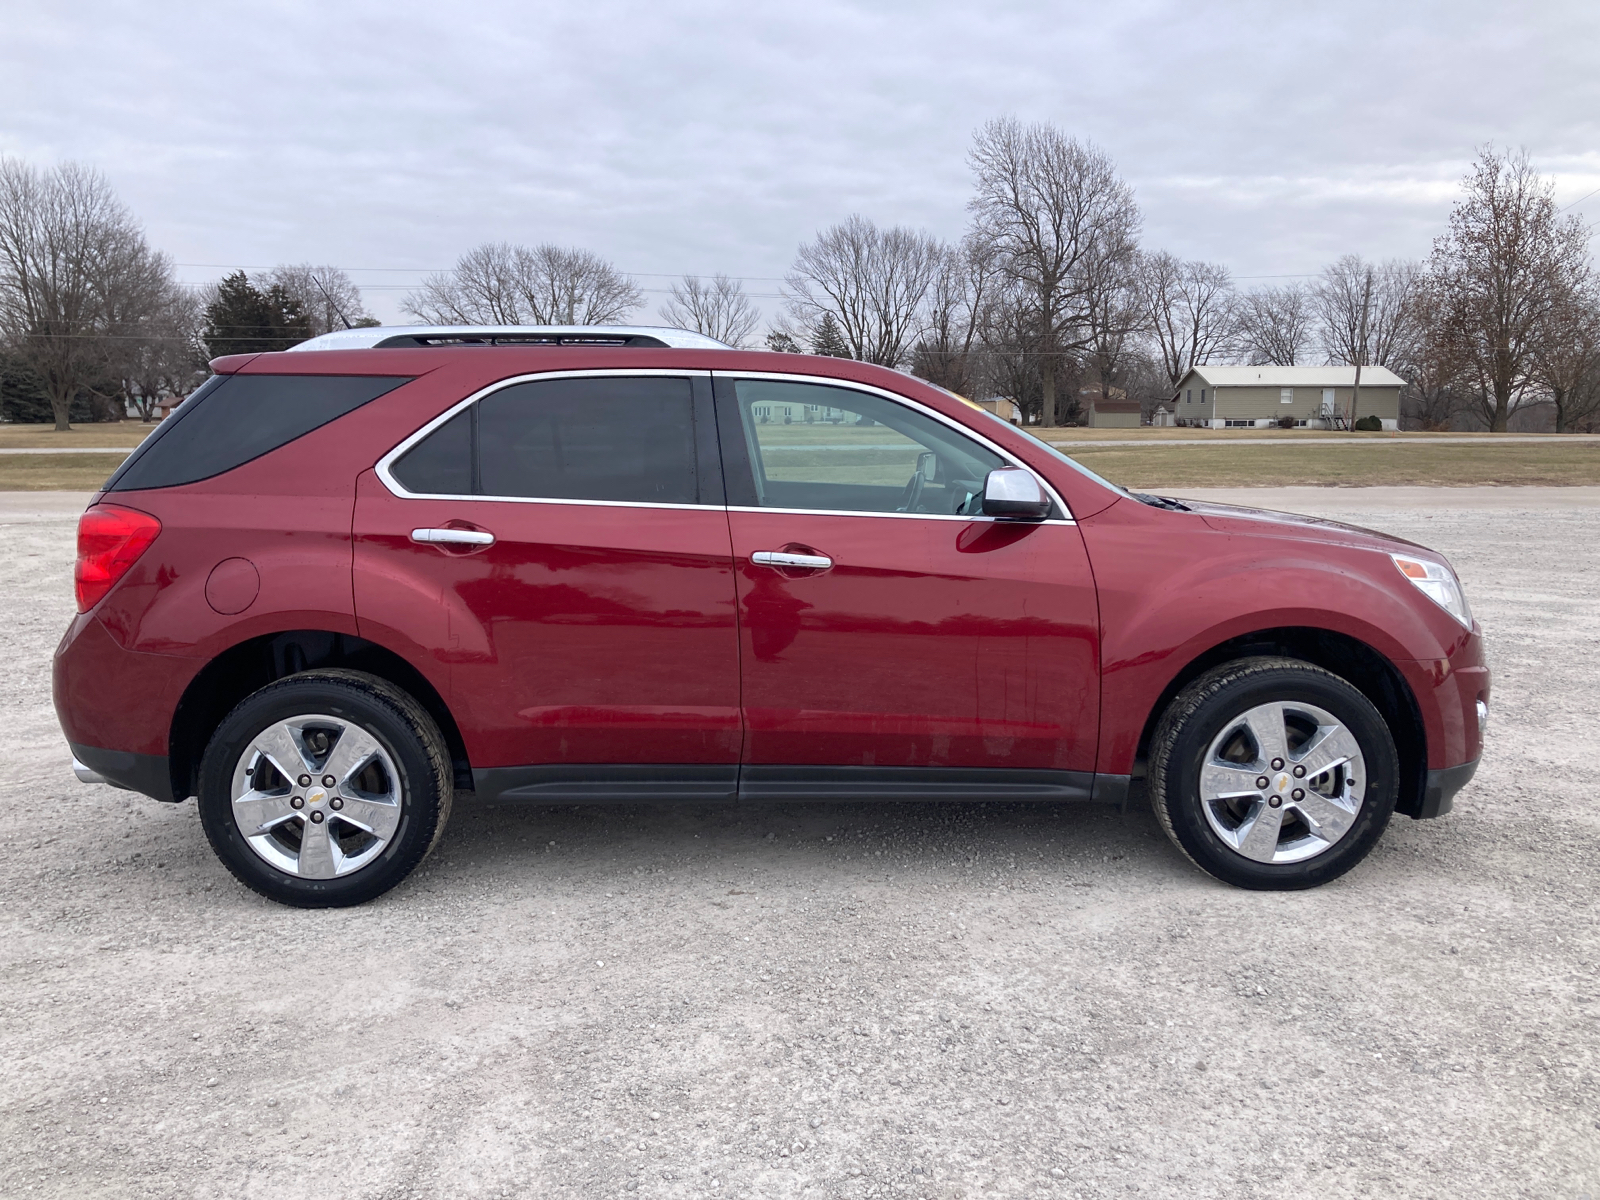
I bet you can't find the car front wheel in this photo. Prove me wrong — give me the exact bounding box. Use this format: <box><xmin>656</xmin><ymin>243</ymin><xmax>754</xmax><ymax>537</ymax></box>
<box><xmin>198</xmin><ymin>669</ymin><xmax>452</xmax><ymax>907</ymax></box>
<box><xmin>1148</xmin><ymin>657</ymin><xmax>1399</xmax><ymax>890</ymax></box>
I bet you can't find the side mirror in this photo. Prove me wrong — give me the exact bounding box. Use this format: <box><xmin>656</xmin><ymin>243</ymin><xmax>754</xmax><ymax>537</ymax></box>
<box><xmin>981</xmin><ymin>467</ymin><xmax>1051</xmax><ymax>521</ymax></box>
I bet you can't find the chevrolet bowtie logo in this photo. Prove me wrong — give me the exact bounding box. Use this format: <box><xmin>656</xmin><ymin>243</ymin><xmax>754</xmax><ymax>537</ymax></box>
<box><xmin>1275</xmin><ymin>774</ymin><xmax>1290</xmax><ymax>793</ymax></box>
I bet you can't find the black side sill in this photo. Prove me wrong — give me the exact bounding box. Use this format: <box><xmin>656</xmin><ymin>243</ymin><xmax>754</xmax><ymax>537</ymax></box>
<box><xmin>470</xmin><ymin>764</ymin><xmax>1125</xmax><ymax>806</ymax></box>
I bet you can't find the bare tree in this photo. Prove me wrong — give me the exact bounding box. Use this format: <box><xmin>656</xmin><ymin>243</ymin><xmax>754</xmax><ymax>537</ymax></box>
<box><xmin>1235</xmin><ymin>282</ymin><xmax>1316</xmax><ymax>365</ymax></box>
<box><xmin>403</xmin><ymin>243</ymin><xmax>643</xmax><ymax>326</ymax></box>
<box><xmin>0</xmin><ymin>159</ymin><xmax>175</xmax><ymax>430</ymax></box>
<box><xmin>1532</xmin><ymin>274</ymin><xmax>1600</xmax><ymax>433</ymax></box>
<box><xmin>1318</xmin><ymin>262</ymin><xmax>1420</xmax><ymax>371</ymax></box>
<box><xmin>910</xmin><ymin>234</ymin><xmax>1000</xmax><ymax>395</ymax></box>
<box><xmin>784</xmin><ymin>215</ymin><xmax>942</xmax><ymax>367</ymax></box>
<box><xmin>264</xmin><ymin>264</ymin><xmax>374</xmax><ymax>337</ymax></box>
<box><xmin>1081</xmin><ymin>235</ymin><xmax>1144</xmax><ymax>397</ymax></box>
<box><xmin>968</xmin><ymin>120</ymin><xmax>1140</xmax><ymax>426</ymax></box>
<box><xmin>660</xmin><ymin>273</ymin><xmax>760</xmax><ymax>347</ymax></box>
<box><xmin>117</xmin><ymin>284</ymin><xmax>203</xmax><ymax>421</ymax></box>
<box><xmin>1314</xmin><ymin>256</ymin><xmax>1419</xmax><ymax>422</ymax></box>
<box><xmin>1398</xmin><ymin>285</ymin><xmax>1473</xmax><ymax>430</ymax></box>
<box><xmin>972</xmin><ymin>277</ymin><xmax>1046</xmax><ymax>422</ymax></box>
<box><xmin>1137</xmin><ymin>251</ymin><xmax>1236</xmax><ymax>391</ymax></box>
<box><xmin>1427</xmin><ymin>146</ymin><xmax>1592</xmax><ymax>432</ymax></box>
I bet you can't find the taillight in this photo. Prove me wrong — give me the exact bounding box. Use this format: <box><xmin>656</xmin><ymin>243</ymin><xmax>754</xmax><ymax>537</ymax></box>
<box><xmin>75</xmin><ymin>504</ymin><xmax>162</xmax><ymax>612</ymax></box>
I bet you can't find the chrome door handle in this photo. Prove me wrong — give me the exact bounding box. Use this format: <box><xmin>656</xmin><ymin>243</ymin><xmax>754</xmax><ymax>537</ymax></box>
<box><xmin>411</xmin><ymin>527</ymin><xmax>495</xmax><ymax>547</ymax></box>
<box><xmin>752</xmin><ymin>550</ymin><xmax>832</xmax><ymax>571</ymax></box>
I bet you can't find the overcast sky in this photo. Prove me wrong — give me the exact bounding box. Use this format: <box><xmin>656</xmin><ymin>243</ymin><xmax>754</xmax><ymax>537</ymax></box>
<box><xmin>2</xmin><ymin>0</ymin><xmax>1596</xmax><ymax>324</ymax></box>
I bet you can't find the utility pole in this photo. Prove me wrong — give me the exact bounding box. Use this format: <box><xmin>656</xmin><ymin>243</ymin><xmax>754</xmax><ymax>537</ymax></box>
<box><xmin>1350</xmin><ymin>265</ymin><xmax>1372</xmax><ymax>429</ymax></box>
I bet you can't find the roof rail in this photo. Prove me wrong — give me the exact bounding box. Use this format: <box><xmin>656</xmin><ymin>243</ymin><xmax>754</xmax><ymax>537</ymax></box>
<box><xmin>287</xmin><ymin>325</ymin><xmax>734</xmax><ymax>352</ymax></box>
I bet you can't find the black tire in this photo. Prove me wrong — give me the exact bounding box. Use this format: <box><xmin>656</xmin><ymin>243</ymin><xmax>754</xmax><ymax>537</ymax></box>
<box><xmin>198</xmin><ymin>669</ymin><xmax>452</xmax><ymax>907</ymax></box>
<box><xmin>1148</xmin><ymin>656</ymin><xmax>1399</xmax><ymax>890</ymax></box>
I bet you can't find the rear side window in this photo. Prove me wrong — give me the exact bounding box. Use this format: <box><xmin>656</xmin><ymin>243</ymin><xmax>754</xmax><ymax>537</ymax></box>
<box><xmin>391</xmin><ymin>409</ymin><xmax>472</xmax><ymax>496</ymax></box>
<box><xmin>390</xmin><ymin>376</ymin><xmax>699</xmax><ymax>505</ymax></box>
<box><xmin>105</xmin><ymin>374</ymin><xmax>410</xmax><ymax>492</ymax></box>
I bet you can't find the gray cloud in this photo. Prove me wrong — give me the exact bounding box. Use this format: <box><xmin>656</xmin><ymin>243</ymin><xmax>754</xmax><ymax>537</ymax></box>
<box><xmin>2</xmin><ymin>0</ymin><xmax>1595</xmax><ymax>322</ymax></box>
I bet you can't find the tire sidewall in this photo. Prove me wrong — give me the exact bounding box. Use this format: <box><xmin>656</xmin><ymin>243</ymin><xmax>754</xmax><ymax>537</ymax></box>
<box><xmin>198</xmin><ymin>676</ymin><xmax>444</xmax><ymax>907</ymax></box>
<box><xmin>1159</xmin><ymin>666</ymin><xmax>1399</xmax><ymax>890</ymax></box>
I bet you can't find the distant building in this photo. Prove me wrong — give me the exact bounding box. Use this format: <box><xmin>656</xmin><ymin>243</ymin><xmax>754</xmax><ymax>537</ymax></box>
<box><xmin>974</xmin><ymin>396</ymin><xmax>1022</xmax><ymax>424</ymax></box>
<box><xmin>1172</xmin><ymin>365</ymin><xmax>1405</xmax><ymax>429</ymax></box>
<box><xmin>1080</xmin><ymin>384</ymin><xmax>1142</xmax><ymax>428</ymax></box>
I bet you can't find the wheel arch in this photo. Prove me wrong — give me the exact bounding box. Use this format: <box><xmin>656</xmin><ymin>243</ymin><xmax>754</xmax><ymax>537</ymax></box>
<box><xmin>1130</xmin><ymin>626</ymin><xmax>1429</xmax><ymax>819</ymax></box>
<box><xmin>168</xmin><ymin>630</ymin><xmax>470</xmax><ymax>802</ymax></box>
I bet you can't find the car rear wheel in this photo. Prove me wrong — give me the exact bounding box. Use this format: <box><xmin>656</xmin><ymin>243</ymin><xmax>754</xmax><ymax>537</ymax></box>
<box><xmin>198</xmin><ymin>669</ymin><xmax>452</xmax><ymax>907</ymax></box>
<box><xmin>1148</xmin><ymin>657</ymin><xmax>1399</xmax><ymax>889</ymax></box>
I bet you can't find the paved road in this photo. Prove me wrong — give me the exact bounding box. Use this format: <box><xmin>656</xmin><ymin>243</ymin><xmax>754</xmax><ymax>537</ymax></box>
<box><xmin>2</xmin><ymin>488</ymin><xmax>1596</xmax><ymax>1199</ymax></box>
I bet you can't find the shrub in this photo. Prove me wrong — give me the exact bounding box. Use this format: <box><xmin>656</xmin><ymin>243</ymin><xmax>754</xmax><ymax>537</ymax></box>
<box><xmin>1277</xmin><ymin>415</ymin><xmax>1296</xmax><ymax>429</ymax></box>
<box><xmin>1353</xmin><ymin>414</ymin><xmax>1383</xmax><ymax>431</ymax></box>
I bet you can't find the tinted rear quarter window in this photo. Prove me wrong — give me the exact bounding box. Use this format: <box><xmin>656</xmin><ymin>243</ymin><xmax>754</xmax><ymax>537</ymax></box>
<box><xmin>105</xmin><ymin>374</ymin><xmax>410</xmax><ymax>492</ymax></box>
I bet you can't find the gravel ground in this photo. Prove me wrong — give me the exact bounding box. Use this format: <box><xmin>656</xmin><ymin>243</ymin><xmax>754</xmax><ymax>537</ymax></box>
<box><xmin>2</xmin><ymin>487</ymin><xmax>1597</xmax><ymax>1200</ymax></box>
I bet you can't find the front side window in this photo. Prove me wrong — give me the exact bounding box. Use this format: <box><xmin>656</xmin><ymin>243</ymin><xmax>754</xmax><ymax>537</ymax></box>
<box><xmin>729</xmin><ymin>380</ymin><xmax>1004</xmax><ymax>516</ymax></box>
<box><xmin>390</xmin><ymin>376</ymin><xmax>699</xmax><ymax>504</ymax></box>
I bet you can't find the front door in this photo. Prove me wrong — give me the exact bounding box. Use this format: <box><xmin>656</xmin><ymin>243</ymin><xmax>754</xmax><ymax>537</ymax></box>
<box><xmin>715</xmin><ymin>375</ymin><xmax>1100</xmax><ymax>798</ymax></box>
<box><xmin>353</xmin><ymin>371</ymin><xmax>742</xmax><ymax>800</ymax></box>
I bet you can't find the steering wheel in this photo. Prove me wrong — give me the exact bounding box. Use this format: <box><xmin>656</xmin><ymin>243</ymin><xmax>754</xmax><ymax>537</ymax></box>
<box><xmin>897</xmin><ymin>452</ymin><xmax>935</xmax><ymax>513</ymax></box>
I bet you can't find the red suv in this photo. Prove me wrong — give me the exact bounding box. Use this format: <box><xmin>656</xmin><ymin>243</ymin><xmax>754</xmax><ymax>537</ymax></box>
<box><xmin>54</xmin><ymin>326</ymin><xmax>1488</xmax><ymax>906</ymax></box>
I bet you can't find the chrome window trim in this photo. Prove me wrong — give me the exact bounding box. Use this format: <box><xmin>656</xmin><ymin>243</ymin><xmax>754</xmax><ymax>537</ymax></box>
<box><xmin>717</xmin><ymin>370</ymin><xmax>1075</xmax><ymax>523</ymax></box>
<box><xmin>374</xmin><ymin>368</ymin><xmax>720</xmax><ymax>509</ymax></box>
<box><xmin>374</xmin><ymin>365</ymin><xmax>1075</xmax><ymax>524</ymax></box>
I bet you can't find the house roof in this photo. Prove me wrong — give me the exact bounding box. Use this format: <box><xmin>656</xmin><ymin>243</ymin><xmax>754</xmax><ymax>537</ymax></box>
<box><xmin>1088</xmin><ymin>400</ymin><xmax>1142</xmax><ymax>413</ymax></box>
<box><xmin>1178</xmin><ymin>364</ymin><xmax>1406</xmax><ymax>390</ymax></box>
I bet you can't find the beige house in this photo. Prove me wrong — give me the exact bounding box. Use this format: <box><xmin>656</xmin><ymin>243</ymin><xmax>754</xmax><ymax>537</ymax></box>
<box><xmin>1079</xmin><ymin>384</ymin><xmax>1142</xmax><ymax>428</ymax></box>
<box><xmin>1084</xmin><ymin>399</ymin><xmax>1142</xmax><ymax>428</ymax></box>
<box><xmin>1172</xmin><ymin>365</ymin><xmax>1405</xmax><ymax>429</ymax></box>
<box><xmin>974</xmin><ymin>396</ymin><xmax>1022</xmax><ymax>423</ymax></box>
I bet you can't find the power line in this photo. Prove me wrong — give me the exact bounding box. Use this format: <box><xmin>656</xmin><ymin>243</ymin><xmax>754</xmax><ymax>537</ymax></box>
<box><xmin>173</xmin><ymin>262</ymin><xmax>791</xmax><ymax>282</ymax></box>
<box><xmin>1561</xmin><ymin>186</ymin><xmax>1600</xmax><ymax>212</ymax></box>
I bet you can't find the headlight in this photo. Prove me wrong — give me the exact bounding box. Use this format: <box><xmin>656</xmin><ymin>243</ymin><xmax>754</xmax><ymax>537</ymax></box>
<box><xmin>1392</xmin><ymin>554</ymin><xmax>1472</xmax><ymax>628</ymax></box>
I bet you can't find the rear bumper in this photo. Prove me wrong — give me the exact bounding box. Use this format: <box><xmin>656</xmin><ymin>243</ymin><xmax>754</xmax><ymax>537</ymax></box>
<box><xmin>1418</xmin><ymin>757</ymin><xmax>1478</xmax><ymax>820</ymax></box>
<box><xmin>69</xmin><ymin>743</ymin><xmax>175</xmax><ymax>803</ymax></box>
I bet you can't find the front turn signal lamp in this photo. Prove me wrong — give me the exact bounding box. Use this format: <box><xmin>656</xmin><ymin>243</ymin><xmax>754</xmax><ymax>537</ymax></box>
<box><xmin>75</xmin><ymin>504</ymin><xmax>162</xmax><ymax>612</ymax></box>
<box><xmin>1391</xmin><ymin>554</ymin><xmax>1472</xmax><ymax>629</ymax></box>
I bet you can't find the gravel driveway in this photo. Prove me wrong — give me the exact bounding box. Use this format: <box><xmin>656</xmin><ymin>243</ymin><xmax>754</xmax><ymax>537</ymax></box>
<box><xmin>3</xmin><ymin>487</ymin><xmax>1597</xmax><ymax>1200</ymax></box>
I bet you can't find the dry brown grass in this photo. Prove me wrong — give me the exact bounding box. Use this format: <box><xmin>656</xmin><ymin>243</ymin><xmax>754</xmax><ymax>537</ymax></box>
<box><xmin>0</xmin><ymin>423</ymin><xmax>158</xmax><ymax>449</ymax></box>
<box><xmin>0</xmin><ymin>454</ymin><xmax>125</xmax><ymax>491</ymax></box>
<box><xmin>1064</xmin><ymin>441</ymin><xmax>1600</xmax><ymax>488</ymax></box>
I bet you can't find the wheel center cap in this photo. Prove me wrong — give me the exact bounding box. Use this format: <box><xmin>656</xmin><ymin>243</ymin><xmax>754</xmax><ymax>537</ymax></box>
<box><xmin>306</xmin><ymin>787</ymin><xmax>327</xmax><ymax>806</ymax></box>
<box><xmin>1274</xmin><ymin>773</ymin><xmax>1291</xmax><ymax>794</ymax></box>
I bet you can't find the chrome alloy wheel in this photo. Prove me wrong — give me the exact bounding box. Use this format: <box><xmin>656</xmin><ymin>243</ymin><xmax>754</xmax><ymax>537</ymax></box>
<box><xmin>229</xmin><ymin>714</ymin><xmax>402</xmax><ymax>878</ymax></box>
<box><xmin>1198</xmin><ymin>701</ymin><xmax>1366</xmax><ymax>865</ymax></box>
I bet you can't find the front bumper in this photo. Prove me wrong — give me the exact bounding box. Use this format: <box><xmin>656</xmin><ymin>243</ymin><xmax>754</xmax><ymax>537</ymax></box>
<box><xmin>1419</xmin><ymin>757</ymin><xmax>1479</xmax><ymax>819</ymax></box>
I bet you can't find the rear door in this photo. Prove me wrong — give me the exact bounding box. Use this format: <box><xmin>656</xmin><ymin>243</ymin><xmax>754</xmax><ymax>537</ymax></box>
<box><xmin>352</xmin><ymin>370</ymin><xmax>742</xmax><ymax>800</ymax></box>
<box><xmin>716</xmin><ymin>374</ymin><xmax>1101</xmax><ymax>798</ymax></box>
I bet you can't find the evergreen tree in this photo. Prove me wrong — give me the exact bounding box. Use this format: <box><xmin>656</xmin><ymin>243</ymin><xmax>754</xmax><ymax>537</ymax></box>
<box><xmin>202</xmin><ymin>271</ymin><xmax>311</xmax><ymax>358</ymax></box>
<box><xmin>809</xmin><ymin>312</ymin><xmax>852</xmax><ymax>358</ymax></box>
<box><xmin>764</xmin><ymin>330</ymin><xmax>802</xmax><ymax>354</ymax></box>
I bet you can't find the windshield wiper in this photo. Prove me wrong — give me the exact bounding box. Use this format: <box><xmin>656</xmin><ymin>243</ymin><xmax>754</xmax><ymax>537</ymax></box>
<box><xmin>1129</xmin><ymin>492</ymin><xmax>1191</xmax><ymax>512</ymax></box>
